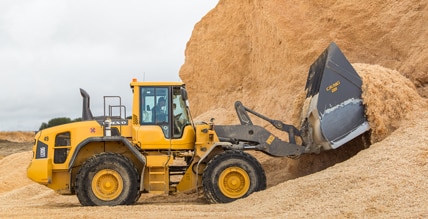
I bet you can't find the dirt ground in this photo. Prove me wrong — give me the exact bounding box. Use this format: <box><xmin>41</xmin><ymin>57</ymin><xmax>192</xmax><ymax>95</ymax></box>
<box><xmin>1</xmin><ymin>0</ymin><xmax>428</xmax><ymax>218</ymax></box>
<box><xmin>0</xmin><ymin>141</ymin><xmax>32</xmax><ymax>160</ymax></box>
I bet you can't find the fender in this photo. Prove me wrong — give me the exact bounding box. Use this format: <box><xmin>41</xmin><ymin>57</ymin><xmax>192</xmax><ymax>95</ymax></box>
<box><xmin>195</xmin><ymin>142</ymin><xmax>231</xmax><ymax>174</ymax></box>
<box><xmin>67</xmin><ymin>136</ymin><xmax>146</xmax><ymax>171</ymax></box>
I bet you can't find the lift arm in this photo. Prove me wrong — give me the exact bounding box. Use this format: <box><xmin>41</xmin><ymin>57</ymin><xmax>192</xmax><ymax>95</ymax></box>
<box><xmin>214</xmin><ymin>101</ymin><xmax>306</xmax><ymax>157</ymax></box>
<box><xmin>234</xmin><ymin>101</ymin><xmax>301</xmax><ymax>144</ymax></box>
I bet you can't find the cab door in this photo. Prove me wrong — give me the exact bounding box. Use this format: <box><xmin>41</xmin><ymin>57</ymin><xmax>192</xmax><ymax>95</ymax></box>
<box><xmin>137</xmin><ymin>87</ymin><xmax>172</xmax><ymax>149</ymax></box>
<box><xmin>135</xmin><ymin>86</ymin><xmax>194</xmax><ymax>150</ymax></box>
<box><xmin>169</xmin><ymin>86</ymin><xmax>195</xmax><ymax>150</ymax></box>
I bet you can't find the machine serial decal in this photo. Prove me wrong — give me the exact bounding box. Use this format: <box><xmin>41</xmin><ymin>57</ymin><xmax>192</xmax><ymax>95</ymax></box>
<box><xmin>39</xmin><ymin>147</ymin><xmax>46</xmax><ymax>158</ymax></box>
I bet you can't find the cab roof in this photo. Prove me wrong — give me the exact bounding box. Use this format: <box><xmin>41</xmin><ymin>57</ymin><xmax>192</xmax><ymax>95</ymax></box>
<box><xmin>130</xmin><ymin>78</ymin><xmax>184</xmax><ymax>87</ymax></box>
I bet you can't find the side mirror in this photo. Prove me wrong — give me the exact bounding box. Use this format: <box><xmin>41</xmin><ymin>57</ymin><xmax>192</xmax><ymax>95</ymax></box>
<box><xmin>146</xmin><ymin>105</ymin><xmax>150</xmax><ymax>111</ymax></box>
<box><xmin>181</xmin><ymin>88</ymin><xmax>188</xmax><ymax>101</ymax></box>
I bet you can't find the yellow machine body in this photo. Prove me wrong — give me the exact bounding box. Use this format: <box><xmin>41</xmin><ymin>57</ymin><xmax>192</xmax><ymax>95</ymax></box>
<box><xmin>27</xmin><ymin>80</ymin><xmax>224</xmax><ymax>198</ymax></box>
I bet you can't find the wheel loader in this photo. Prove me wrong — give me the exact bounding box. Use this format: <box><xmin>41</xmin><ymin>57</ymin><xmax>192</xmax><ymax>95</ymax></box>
<box><xmin>27</xmin><ymin>42</ymin><xmax>370</xmax><ymax>206</ymax></box>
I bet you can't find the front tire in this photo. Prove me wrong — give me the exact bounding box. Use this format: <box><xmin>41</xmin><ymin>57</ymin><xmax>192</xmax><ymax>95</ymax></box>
<box><xmin>202</xmin><ymin>150</ymin><xmax>266</xmax><ymax>203</ymax></box>
<box><xmin>75</xmin><ymin>152</ymin><xmax>140</xmax><ymax>206</ymax></box>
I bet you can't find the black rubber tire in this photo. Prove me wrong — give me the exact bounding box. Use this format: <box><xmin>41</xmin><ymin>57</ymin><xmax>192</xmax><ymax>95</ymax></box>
<box><xmin>202</xmin><ymin>150</ymin><xmax>266</xmax><ymax>203</ymax></box>
<box><xmin>75</xmin><ymin>152</ymin><xmax>140</xmax><ymax>206</ymax></box>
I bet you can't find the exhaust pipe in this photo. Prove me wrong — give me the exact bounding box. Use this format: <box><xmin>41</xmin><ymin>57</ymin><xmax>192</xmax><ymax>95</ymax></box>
<box><xmin>80</xmin><ymin>88</ymin><xmax>94</xmax><ymax>121</ymax></box>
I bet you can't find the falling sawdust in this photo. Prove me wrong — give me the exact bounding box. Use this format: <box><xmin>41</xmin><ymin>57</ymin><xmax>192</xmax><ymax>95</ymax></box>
<box><xmin>354</xmin><ymin>63</ymin><xmax>427</xmax><ymax>143</ymax></box>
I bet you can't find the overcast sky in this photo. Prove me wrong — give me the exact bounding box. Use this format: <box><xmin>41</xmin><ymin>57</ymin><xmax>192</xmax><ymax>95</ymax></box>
<box><xmin>0</xmin><ymin>0</ymin><xmax>218</xmax><ymax>131</ymax></box>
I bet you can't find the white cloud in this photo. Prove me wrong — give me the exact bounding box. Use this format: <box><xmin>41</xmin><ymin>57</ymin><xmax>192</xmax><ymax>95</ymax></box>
<box><xmin>0</xmin><ymin>0</ymin><xmax>218</xmax><ymax>131</ymax></box>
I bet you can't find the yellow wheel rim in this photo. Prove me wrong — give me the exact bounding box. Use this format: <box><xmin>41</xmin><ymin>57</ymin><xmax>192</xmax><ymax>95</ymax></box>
<box><xmin>92</xmin><ymin>169</ymin><xmax>123</xmax><ymax>201</ymax></box>
<box><xmin>218</xmin><ymin>167</ymin><xmax>250</xmax><ymax>199</ymax></box>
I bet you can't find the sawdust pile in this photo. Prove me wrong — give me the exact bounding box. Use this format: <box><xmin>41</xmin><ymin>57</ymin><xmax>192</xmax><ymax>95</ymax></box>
<box><xmin>234</xmin><ymin>109</ymin><xmax>428</xmax><ymax>218</ymax></box>
<box><xmin>1</xmin><ymin>0</ymin><xmax>428</xmax><ymax>218</ymax></box>
<box><xmin>181</xmin><ymin>0</ymin><xmax>428</xmax><ymax>119</ymax></box>
<box><xmin>355</xmin><ymin>63</ymin><xmax>427</xmax><ymax>143</ymax></box>
<box><xmin>0</xmin><ymin>131</ymin><xmax>34</xmax><ymax>143</ymax></box>
<box><xmin>0</xmin><ymin>152</ymin><xmax>35</xmax><ymax>194</ymax></box>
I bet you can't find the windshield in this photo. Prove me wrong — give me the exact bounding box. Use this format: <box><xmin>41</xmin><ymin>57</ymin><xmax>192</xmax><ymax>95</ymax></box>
<box><xmin>139</xmin><ymin>86</ymin><xmax>192</xmax><ymax>138</ymax></box>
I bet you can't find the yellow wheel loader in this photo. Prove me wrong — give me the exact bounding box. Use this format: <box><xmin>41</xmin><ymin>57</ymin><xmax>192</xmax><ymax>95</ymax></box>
<box><xmin>27</xmin><ymin>42</ymin><xmax>370</xmax><ymax>206</ymax></box>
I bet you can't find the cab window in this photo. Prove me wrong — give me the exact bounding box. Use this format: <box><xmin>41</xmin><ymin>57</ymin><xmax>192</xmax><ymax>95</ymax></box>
<box><xmin>54</xmin><ymin>132</ymin><xmax>71</xmax><ymax>164</ymax></box>
<box><xmin>140</xmin><ymin>87</ymin><xmax>170</xmax><ymax>138</ymax></box>
<box><xmin>140</xmin><ymin>87</ymin><xmax>169</xmax><ymax>124</ymax></box>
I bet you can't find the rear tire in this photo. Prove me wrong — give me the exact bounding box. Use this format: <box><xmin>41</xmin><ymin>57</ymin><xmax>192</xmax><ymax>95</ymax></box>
<box><xmin>75</xmin><ymin>152</ymin><xmax>140</xmax><ymax>206</ymax></box>
<box><xmin>202</xmin><ymin>150</ymin><xmax>266</xmax><ymax>203</ymax></box>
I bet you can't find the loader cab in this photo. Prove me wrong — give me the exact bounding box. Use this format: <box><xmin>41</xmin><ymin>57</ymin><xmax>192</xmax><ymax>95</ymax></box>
<box><xmin>130</xmin><ymin>80</ymin><xmax>195</xmax><ymax>150</ymax></box>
